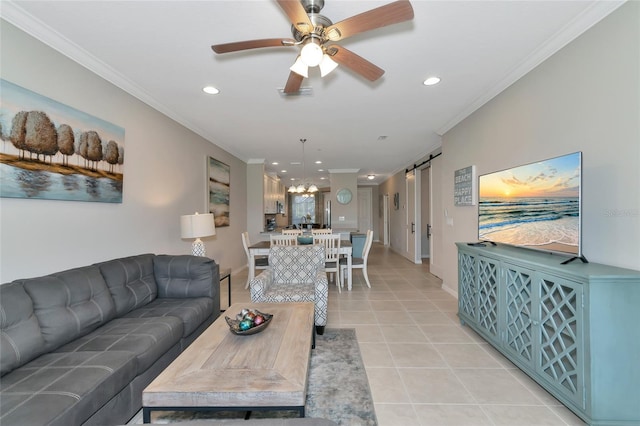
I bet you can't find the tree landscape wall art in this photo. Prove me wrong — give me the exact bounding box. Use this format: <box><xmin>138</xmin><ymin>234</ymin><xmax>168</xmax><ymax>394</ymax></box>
<box><xmin>0</xmin><ymin>79</ymin><xmax>124</xmax><ymax>203</ymax></box>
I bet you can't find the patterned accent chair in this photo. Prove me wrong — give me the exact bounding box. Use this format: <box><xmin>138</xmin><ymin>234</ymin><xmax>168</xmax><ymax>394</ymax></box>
<box><xmin>250</xmin><ymin>244</ymin><xmax>329</xmax><ymax>335</ymax></box>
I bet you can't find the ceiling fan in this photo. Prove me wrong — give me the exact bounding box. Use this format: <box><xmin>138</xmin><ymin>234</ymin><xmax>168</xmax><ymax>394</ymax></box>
<box><xmin>211</xmin><ymin>0</ymin><xmax>414</xmax><ymax>94</ymax></box>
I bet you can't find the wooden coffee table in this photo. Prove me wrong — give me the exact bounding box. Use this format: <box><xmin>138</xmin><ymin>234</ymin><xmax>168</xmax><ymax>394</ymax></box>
<box><xmin>142</xmin><ymin>302</ymin><xmax>315</xmax><ymax>423</ymax></box>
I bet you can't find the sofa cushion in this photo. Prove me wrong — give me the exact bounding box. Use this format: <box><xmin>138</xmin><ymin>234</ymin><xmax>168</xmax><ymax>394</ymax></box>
<box><xmin>20</xmin><ymin>265</ymin><xmax>116</xmax><ymax>353</ymax></box>
<box><xmin>0</xmin><ymin>350</ymin><xmax>137</xmax><ymax>426</ymax></box>
<box><xmin>124</xmin><ymin>297</ymin><xmax>213</xmax><ymax>337</ymax></box>
<box><xmin>54</xmin><ymin>316</ymin><xmax>183</xmax><ymax>373</ymax></box>
<box><xmin>98</xmin><ymin>254</ymin><xmax>158</xmax><ymax>316</ymax></box>
<box><xmin>0</xmin><ymin>282</ymin><xmax>46</xmax><ymax>376</ymax></box>
<box><xmin>153</xmin><ymin>255</ymin><xmax>218</xmax><ymax>298</ymax></box>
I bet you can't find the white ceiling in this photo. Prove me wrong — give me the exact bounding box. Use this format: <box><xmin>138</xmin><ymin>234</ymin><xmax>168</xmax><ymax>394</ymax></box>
<box><xmin>1</xmin><ymin>1</ymin><xmax>623</xmax><ymax>186</ymax></box>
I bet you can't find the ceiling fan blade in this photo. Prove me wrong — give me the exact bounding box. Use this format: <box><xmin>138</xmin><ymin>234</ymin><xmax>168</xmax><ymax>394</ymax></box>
<box><xmin>276</xmin><ymin>0</ymin><xmax>314</xmax><ymax>34</ymax></box>
<box><xmin>325</xmin><ymin>0</ymin><xmax>414</xmax><ymax>42</ymax></box>
<box><xmin>328</xmin><ymin>46</ymin><xmax>384</xmax><ymax>82</ymax></box>
<box><xmin>284</xmin><ymin>71</ymin><xmax>304</xmax><ymax>94</ymax></box>
<box><xmin>212</xmin><ymin>38</ymin><xmax>296</xmax><ymax>54</ymax></box>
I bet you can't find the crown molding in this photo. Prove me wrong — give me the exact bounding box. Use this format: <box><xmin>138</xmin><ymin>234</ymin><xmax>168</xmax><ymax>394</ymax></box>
<box><xmin>436</xmin><ymin>0</ymin><xmax>626</xmax><ymax>136</ymax></box>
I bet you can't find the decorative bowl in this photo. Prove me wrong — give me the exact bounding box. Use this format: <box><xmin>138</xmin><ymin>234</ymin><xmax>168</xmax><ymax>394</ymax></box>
<box><xmin>297</xmin><ymin>236</ymin><xmax>313</xmax><ymax>245</ymax></box>
<box><xmin>225</xmin><ymin>310</ymin><xmax>273</xmax><ymax>336</ymax></box>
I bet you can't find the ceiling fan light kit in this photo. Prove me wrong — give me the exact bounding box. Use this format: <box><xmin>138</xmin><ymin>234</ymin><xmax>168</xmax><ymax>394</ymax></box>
<box><xmin>211</xmin><ymin>0</ymin><xmax>414</xmax><ymax>94</ymax></box>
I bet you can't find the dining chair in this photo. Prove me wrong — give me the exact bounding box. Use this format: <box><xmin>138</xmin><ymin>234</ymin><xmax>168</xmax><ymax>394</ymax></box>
<box><xmin>313</xmin><ymin>234</ymin><xmax>341</xmax><ymax>291</ymax></box>
<box><xmin>340</xmin><ymin>229</ymin><xmax>373</xmax><ymax>289</ymax></box>
<box><xmin>311</xmin><ymin>228</ymin><xmax>332</xmax><ymax>235</ymax></box>
<box><xmin>270</xmin><ymin>234</ymin><xmax>298</xmax><ymax>246</ymax></box>
<box><xmin>282</xmin><ymin>229</ymin><xmax>303</xmax><ymax>235</ymax></box>
<box><xmin>242</xmin><ymin>231</ymin><xmax>268</xmax><ymax>289</ymax></box>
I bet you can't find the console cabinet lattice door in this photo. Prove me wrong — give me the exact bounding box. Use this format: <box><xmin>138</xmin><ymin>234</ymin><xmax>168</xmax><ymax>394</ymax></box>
<box><xmin>503</xmin><ymin>264</ymin><xmax>535</xmax><ymax>369</ymax></box>
<box><xmin>458</xmin><ymin>252</ymin><xmax>500</xmax><ymax>345</ymax></box>
<box><xmin>458</xmin><ymin>251</ymin><xmax>477</xmax><ymax>320</ymax></box>
<box><xmin>537</xmin><ymin>273</ymin><xmax>584</xmax><ymax>408</ymax></box>
<box><xmin>476</xmin><ymin>256</ymin><xmax>500</xmax><ymax>345</ymax></box>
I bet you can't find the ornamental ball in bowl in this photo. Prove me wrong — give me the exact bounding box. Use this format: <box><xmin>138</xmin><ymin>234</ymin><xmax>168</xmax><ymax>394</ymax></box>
<box><xmin>225</xmin><ymin>308</ymin><xmax>273</xmax><ymax>335</ymax></box>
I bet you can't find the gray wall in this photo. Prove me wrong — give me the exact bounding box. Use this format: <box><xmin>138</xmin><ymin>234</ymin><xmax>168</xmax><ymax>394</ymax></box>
<box><xmin>1</xmin><ymin>21</ymin><xmax>248</xmax><ymax>282</ymax></box>
<box><xmin>439</xmin><ymin>2</ymin><xmax>640</xmax><ymax>293</ymax></box>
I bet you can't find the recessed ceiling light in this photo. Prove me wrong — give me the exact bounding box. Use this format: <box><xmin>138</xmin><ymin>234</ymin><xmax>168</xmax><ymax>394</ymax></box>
<box><xmin>367</xmin><ymin>174</ymin><xmax>375</xmax><ymax>180</ymax></box>
<box><xmin>272</xmin><ymin>162</ymin><xmax>279</xmax><ymax>165</ymax></box>
<box><xmin>320</xmin><ymin>177</ymin><xmax>326</xmax><ymax>180</ymax></box>
<box><xmin>423</xmin><ymin>77</ymin><xmax>441</xmax><ymax>86</ymax></box>
<box><xmin>281</xmin><ymin>170</ymin><xmax>287</xmax><ymax>173</ymax></box>
<box><xmin>290</xmin><ymin>178</ymin><xmax>296</xmax><ymax>181</ymax></box>
<box><xmin>317</xmin><ymin>169</ymin><xmax>324</xmax><ymax>172</ymax></box>
<box><xmin>202</xmin><ymin>86</ymin><xmax>220</xmax><ymax>95</ymax></box>
<box><xmin>315</xmin><ymin>160</ymin><xmax>322</xmax><ymax>164</ymax></box>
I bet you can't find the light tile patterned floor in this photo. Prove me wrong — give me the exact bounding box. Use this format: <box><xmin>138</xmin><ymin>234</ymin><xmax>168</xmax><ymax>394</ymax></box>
<box><xmin>228</xmin><ymin>243</ymin><xmax>587</xmax><ymax>426</ymax></box>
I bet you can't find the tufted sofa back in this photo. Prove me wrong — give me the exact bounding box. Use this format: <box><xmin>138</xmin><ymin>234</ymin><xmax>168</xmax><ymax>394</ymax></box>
<box><xmin>97</xmin><ymin>254</ymin><xmax>157</xmax><ymax>316</ymax></box>
<box><xmin>0</xmin><ymin>282</ymin><xmax>47</xmax><ymax>376</ymax></box>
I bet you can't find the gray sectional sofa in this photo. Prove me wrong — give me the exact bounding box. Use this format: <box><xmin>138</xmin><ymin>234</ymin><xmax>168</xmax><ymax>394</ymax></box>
<box><xmin>0</xmin><ymin>253</ymin><xmax>220</xmax><ymax>426</ymax></box>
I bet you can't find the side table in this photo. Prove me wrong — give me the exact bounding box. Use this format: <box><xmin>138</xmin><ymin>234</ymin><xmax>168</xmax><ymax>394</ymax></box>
<box><xmin>219</xmin><ymin>267</ymin><xmax>231</xmax><ymax>312</ymax></box>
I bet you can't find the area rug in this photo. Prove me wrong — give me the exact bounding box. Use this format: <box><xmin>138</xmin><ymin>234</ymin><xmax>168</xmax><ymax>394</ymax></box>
<box><xmin>138</xmin><ymin>328</ymin><xmax>377</xmax><ymax>426</ymax></box>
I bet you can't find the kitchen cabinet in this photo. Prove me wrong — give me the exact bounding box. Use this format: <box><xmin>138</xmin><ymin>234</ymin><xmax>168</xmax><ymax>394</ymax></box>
<box><xmin>264</xmin><ymin>174</ymin><xmax>284</xmax><ymax>214</ymax></box>
<box><xmin>456</xmin><ymin>243</ymin><xmax>640</xmax><ymax>425</ymax></box>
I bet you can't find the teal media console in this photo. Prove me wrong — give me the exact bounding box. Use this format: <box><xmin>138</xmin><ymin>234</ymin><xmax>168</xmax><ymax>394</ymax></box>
<box><xmin>456</xmin><ymin>243</ymin><xmax>640</xmax><ymax>425</ymax></box>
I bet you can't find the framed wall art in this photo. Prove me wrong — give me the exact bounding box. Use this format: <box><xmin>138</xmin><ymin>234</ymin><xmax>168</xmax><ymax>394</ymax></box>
<box><xmin>207</xmin><ymin>156</ymin><xmax>230</xmax><ymax>227</ymax></box>
<box><xmin>0</xmin><ymin>79</ymin><xmax>124</xmax><ymax>203</ymax></box>
<box><xmin>454</xmin><ymin>165</ymin><xmax>476</xmax><ymax>206</ymax></box>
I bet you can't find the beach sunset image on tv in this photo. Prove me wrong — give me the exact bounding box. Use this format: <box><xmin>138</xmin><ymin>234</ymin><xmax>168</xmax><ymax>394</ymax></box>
<box><xmin>478</xmin><ymin>152</ymin><xmax>581</xmax><ymax>255</ymax></box>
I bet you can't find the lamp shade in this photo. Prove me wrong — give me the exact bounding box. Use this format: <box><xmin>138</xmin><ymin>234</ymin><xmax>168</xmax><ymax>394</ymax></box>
<box><xmin>290</xmin><ymin>56</ymin><xmax>309</xmax><ymax>78</ymax></box>
<box><xmin>181</xmin><ymin>213</ymin><xmax>215</xmax><ymax>239</ymax></box>
<box><xmin>319</xmin><ymin>54</ymin><xmax>338</xmax><ymax>77</ymax></box>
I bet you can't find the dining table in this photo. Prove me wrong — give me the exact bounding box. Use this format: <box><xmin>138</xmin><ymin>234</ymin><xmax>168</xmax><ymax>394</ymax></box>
<box><xmin>247</xmin><ymin>240</ymin><xmax>354</xmax><ymax>290</ymax></box>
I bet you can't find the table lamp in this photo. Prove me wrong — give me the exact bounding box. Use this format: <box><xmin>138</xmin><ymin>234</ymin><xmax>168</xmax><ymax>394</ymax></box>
<box><xmin>180</xmin><ymin>212</ymin><xmax>215</xmax><ymax>256</ymax></box>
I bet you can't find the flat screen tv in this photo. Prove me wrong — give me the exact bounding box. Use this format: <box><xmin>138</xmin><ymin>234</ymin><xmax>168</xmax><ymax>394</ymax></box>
<box><xmin>478</xmin><ymin>152</ymin><xmax>582</xmax><ymax>258</ymax></box>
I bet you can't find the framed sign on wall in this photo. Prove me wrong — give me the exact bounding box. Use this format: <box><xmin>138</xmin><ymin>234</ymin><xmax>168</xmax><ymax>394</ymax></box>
<box><xmin>454</xmin><ymin>165</ymin><xmax>476</xmax><ymax>206</ymax></box>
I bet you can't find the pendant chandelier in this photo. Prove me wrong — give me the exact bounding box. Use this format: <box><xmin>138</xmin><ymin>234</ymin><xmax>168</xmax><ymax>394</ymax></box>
<box><xmin>288</xmin><ymin>138</ymin><xmax>318</xmax><ymax>194</ymax></box>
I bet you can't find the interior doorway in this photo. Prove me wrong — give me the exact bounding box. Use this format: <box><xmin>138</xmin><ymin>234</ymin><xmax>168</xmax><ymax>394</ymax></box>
<box><xmin>420</xmin><ymin>165</ymin><xmax>431</xmax><ymax>259</ymax></box>
<box><xmin>383</xmin><ymin>194</ymin><xmax>389</xmax><ymax>246</ymax></box>
<box><xmin>357</xmin><ymin>188</ymin><xmax>372</xmax><ymax>233</ymax></box>
<box><xmin>405</xmin><ymin>170</ymin><xmax>419</xmax><ymax>263</ymax></box>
